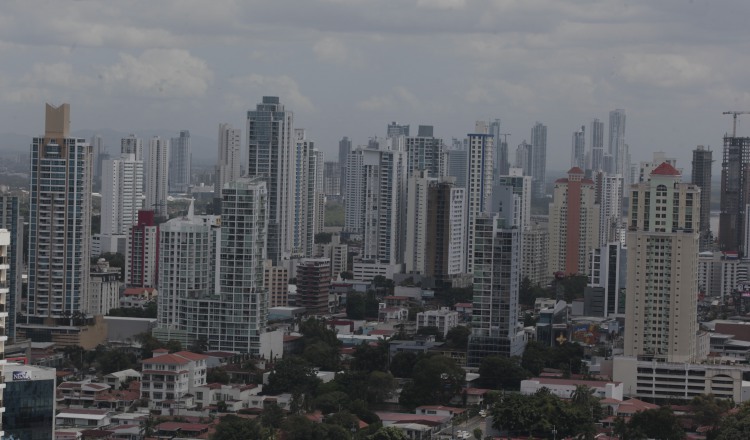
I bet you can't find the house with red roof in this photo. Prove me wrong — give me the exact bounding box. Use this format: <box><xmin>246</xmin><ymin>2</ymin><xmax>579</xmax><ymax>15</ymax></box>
<box><xmin>140</xmin><ymin>350</ymin><xmax>208</xmax><ymax>413</ymax></box>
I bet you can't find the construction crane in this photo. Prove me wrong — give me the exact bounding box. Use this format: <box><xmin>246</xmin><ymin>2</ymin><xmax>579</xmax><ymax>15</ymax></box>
<box><xmin>722</xmin><ymin>111</ymin><xmax>750</xmax><ymax>137</ymax></box>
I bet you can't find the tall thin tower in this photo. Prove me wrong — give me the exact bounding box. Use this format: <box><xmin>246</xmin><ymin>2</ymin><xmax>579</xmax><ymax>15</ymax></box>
<box><xmin>465</xmin><ymin>124</ymin><xmax>494</xmax><ymax>273</ymax></box>
<box><xmin>247</xmin><ymin>96</ymin><xmax>294</xmax><ymax>265</ymax></box>
<box><xmin>169</xmin><ymin>130</ymin><xmax>191</xmax><ymax>194</ymax></box>
<box><xmin>571</xmin><ymin>125</ymin><xmax>585</xmax><ymax>169</ymax></box>
<box><xmin>145</xmin><ymin>137</ymin><xmax>169</xmax><ymax>218</ymax></box>
<box><xmin>719</xmin><ymin>136</ymin><xmax>750</xmax><ymax>255</ymax></box>
<box><xmin>691</xmin><ymin>145</ymin><xmax>713</xmax><ymax>251</ymax></box>
<box><xmin>216</xmin><ymin>123</ymin><xmax>242</xmax><ymax>195</ymax></box>
<box><xmin>26</xmin><ymin>104</ymin><xmax>92</xmax><ymax>321</ymax></box>
<box><xmin>530</xmin><ymin>122</ymin><xmax>547</xmax><ymax>198</ymax></box>
<box><xmin>590</xmin><ymin>118</ymin><xmax>604</xmax><ymax>171</ymax></box>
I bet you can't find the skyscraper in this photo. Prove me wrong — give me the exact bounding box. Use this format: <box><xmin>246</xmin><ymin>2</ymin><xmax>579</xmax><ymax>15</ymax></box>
<box><xmin>447</xmin><ymin>148</ymin><xmax>468</xmax><ymax>189</ymax></box>
<box><xmin>169</xmin><ymin>130</ymin><xmax>191</xmax><ymax>194</ymax></box>
<box><xmin>0</xmin><ymin>230</ymin><xmax>8</xmax><ymax>417</ymax></box>
<box><xmin>571</xmin><ymin>125</ymin><xmax>585</xmax><ymax>169</ymax></box>
<box><xmin>25</xmin><ymin>104</ymin><xmax>92</xmax><ymax>322</ymax></box>
<box><xmin>292</xmin><ymin>129</ymin><xmax>324</xmax><ymax>257</ymax></box>
<box><xmin>493</xmin><ymin>168</ymin><xmax>532</xmax><ymax>231</ymax></box>
<box><xmin>338</xmin><ymin>136</ymin><xmax>352</xmax><ymax>198</ymax></box>
<box><xmin>145</xmin><ymin>136</ymin><xmax>169</xmax><ymax>218</ymax></box>
<box><xmin>590</xmin><ymin>118</ymin><xmax>605</xmax><ymax>171</ymax></box>
<box><xmin>530</xmin><ymin>123</ymin><xmax>547</xmax><ymax>198</ymax></box>
<box><xmin>125</xmin><ymin>210</ymin><xmax>159</xmax><ymax>288</ymax></box>
<box><xmin>489</xmin><ymin>119</ymin><xmax>509</xmax><ymax>177</ymax></box>
<box><xmin>467</xmin><ymin>214</ymin><xmax>524</xmax><ymax>367</ymax></box>
<box><xmin>387</xmin><ymin>121</ymin><xmax>410</xmax><ymax>137</ymax></box>
<box><xmin>624</xmin><ymin>162</ymin><xmax>701</xmax><ymax>363</ymax></box>
<box><xmin>719</xmin><ymin>136</ymin><xmax>750</xmax><ymax>255</ymax></box>
<box><xmin>425</xmin><ymin>177</ymin><xmax>466</xmax><ymax>286</ymax></box>
<box><xmin>101</xmin><ymin>153</ymin><xmax>143</xmax><ymax>236</ymax></box>
<box><xmin>465</xmin><ymin>127</ymin><xmax>494</xmax><ymax>273</ymax></box>
<box><xmin>691</xmin><ymin>145</ymin><xmax>713</xmax><ymax>251</ymax></box>
<box><xmin>296</xmin><ymin>258</ymin><xmax>331</xmax><ymax>315</ymax></box>
<box><xmin>91</xmin><ymin>134</ymin><xmax>108</xmax><ymax>191</ymax></box>
<box><xmin>121</xmin><ymin>134</ymin><xmax>144</xmax><ymax>160</ymax></box>
<box><xmin>247</xmin><ymin>96</ymin><xmax>294</xmax><ymax>265</ymax></box>
<box><xmin>216</xmin><ymin>123</ymin><xmax>242</xmax><ymax>196</ymax></box>
<box><xmin>405</xmin><ymin>125</ymin><xmax>446</xmax><ymax>178</ymax></box>
<box><xmin>515</xmin><ymin>140</ymin><xmax>532</xmax><ymax>176</ymax></box>
<box><xmin>594</xmin><ymin>171</ymin><xmax>623</xmax><ymax>247</ymax></box>
<box><xmin>0</xmin><ymin>194</ymin><xmax>21</xmax><ymax>339</ymax></box>
<box><xmin>586</xmin><ymin>242</ymin><xmax>626</xmax><ymax>317</ymax></box>
<box><xmin>609</xmin><ymin>109</ymin><xmax>626</xmax><ymax>176</ymax></box>
<box><xmin>548</xmin><ymin>167</ymin><xmax>599</xmax><ymax>276</ymax></box>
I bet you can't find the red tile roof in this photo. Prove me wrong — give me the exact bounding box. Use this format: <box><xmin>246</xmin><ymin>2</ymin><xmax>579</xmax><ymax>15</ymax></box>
<box><xmin>568</xmin><ymin>166</ymin><xmax>584</xmax><ymax>175</ymax></box>
<box><xmin>651</xmin><ymin>161</ymin><xmax>681</xmax><ymax>176</ymax></box>
<box><xmin>142</xmin><ymin>353</ymin><xmax>190</xmax><ymax>365</ymax></box>
<box><xmin>174</xmin><ymin>351</ymin><xmax>209</xmax><ymax>361</ymax></box>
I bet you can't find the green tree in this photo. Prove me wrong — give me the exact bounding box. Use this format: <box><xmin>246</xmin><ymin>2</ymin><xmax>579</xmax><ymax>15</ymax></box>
<box><xmin>714</xmin><ymin>401</ymin><xmax>750</xmax><ymax>440</ymax></box>
<box><xmin>351</xmin><ymin>341</ymin><xmax>388</xmax><ymax>372</ymax></box>
<box><xmin>315</xmin><ymin>391</ymin><xmax>351</xmax><ymax>414</ymax></box>
<box><xmin>341</xmin><ymin>271</ymin><xmax>354</xmax><ymax>280</ymax></box>
<box><xmin>399</xmin><ymin>355</ymin><xmax>464</xmax><ymax>407</ymax></box>
<box><xmin>260</xmin><ymin>402</ymin><xmax>285</xmax><ymax>429</ymax></box>
<box><xmin>346</xmin><ymin>293</ymin><xmax>366</xmax><ymax>319</ymax></box>
<box><xmin>165</xmin><ymin>339</ymin><xmax>183</xmax><ymax>353</ymax></box>
<box><xmin>367</xmin><ymin>371</ymin><xmax>397</xmax><ymax>403</ymax></box>
<box><xmin>478</xmin><ymin>356</ymin><xmax>529</xmax><ymax>390</ymax></box>
<box><xmin>444</xmin><ymin>325</ymin><xmax>470</xmax><ymax>350</ymax></box>
<box><xmin>690</xmin><ymin>394</ymin><xmax>732</xmax><ymax>430</ymax></box>
<box><xmin>265</xmin><ymin>357</ymin><xmax>321</xmax><ymax>395</ymax></box>
<box><xmin>389</xmin><ymin>351</ymin><xmax>418</xmax><ymax>378</ymax></box>
<box><xmin>367</xmin><ymin>426</ymin><xmax>407</xmax><ymax>440</ymax></box>
<box><xmin>521</xmin><ymin>341</ymin><xmax>548</xmax><ymax>376</ymax></box>
<box><xmin>97</xmin><ymin>349</ymin><xmax>137</xmax><ymax>374</ymax></box>
<box><xmin>207</xmin><ymin>367</ymin><xmax>230</xmax><ymax>384</ymax></box>
<box><xmin>416</xmin><ymin>325</ymin><xmax>443</xmax><ymax>340</ymax></box>
<box><xmin>303</xmin><ymin>341</ymin><xmax>341</xmax><ymax>371</ymax></box>
<box><xmin>300</xmin><ymin>317</ymin><xmax>341</xmax><ymax>349</ymax></box>
<box><xmin>212</xmin><ymin>414</ymin><xmax>264</xmax><ymax>440</ymax></box>
<box><xmin>473</xmin><ymin>427</ymin><xmax>482</xmax><ymax>440</ymax></box>
<box><xmin>626</xmin><ymin>407</ymin><xmax>685</xmax><ymax>440</ymax></box>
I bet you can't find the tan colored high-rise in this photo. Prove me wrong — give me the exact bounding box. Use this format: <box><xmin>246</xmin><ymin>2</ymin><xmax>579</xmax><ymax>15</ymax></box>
<box><xmin>624</xmin><ymin>162</ymin><xmax>701</xmax><ymax>363</ymax></box>
<box><xmin>548</xmin><ymin>167</ymin><xmax>599</xmax><ymax>276</ymax></box>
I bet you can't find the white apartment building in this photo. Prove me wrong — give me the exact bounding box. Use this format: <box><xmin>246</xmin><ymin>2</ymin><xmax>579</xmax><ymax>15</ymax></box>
<box><xmin>101</xmin><ymin>153</ymin><xmax>143</xmax><ymax>236</ymax></box>
<box><xmin>521</xmin><ymin>377</ymin><xmax>624</xmax><ymax>401</ymax></box>
<box><xmin>87</xmin><ymin>258</ymin><xmax>121</xmax><ymax>316</ymax></box>
<box><xmin>25</xmin><ymin>103</ymin><xmax>92</xmax><ymax>321</ymax></box>
<box><xmin>521</xmin><ymin>221</ymin><xmax>549</xmax><ymax>286</ymax></box>
<box><xmin>495</xmin><ymin>168</ymin><xmax>532</xmax><ymax>231</ymax></box>
<box><xmin>216</xmin><ymin>123</ymin><xmax>242</xmax><ymax>195</ymax></box>
<box><xmin>698</xmin><ymin>251</ymin><xmax>750</xmax><ymax>299</ymax></box>
<box><xmin>405</xmin><ymin>171</ymin><xmax>431</xmax><ymax>274</ymax></box>
<box><xmin>0</xmin><ymin>229</ymin><xmax>8</xmax><ymax>432</ymax></box>
<box><xmin>465</xmin><ymin>127</ymin><xmax>494</xmax><ymax>274</ymax></box>
<box><xmin>416</xmin><ymin>308</ymin><xmax>459</xmax><ymax>337</ymax></box>
<box><xmin>141</xmin><ymin>350</ymin><xmax>208</xmax><ymax>411</ymax></box>
<box><xmin>145</xmin><ymin>136</ymin><xmax>169</xmax><ymax>217</ymax></box>
<box><xmin>595</xmin><ymin>172</ymin><xmax>623</xmax><ymax>247</ymax></box>
<box><xmin>247</xmin><ymin>96</ymin><xmax>294</xmax><ymax>265</ymax></box>
<box><xmin>624</xmin><ymin>162</ymin><xmax>701</xmax><ymax>363</ymax></box>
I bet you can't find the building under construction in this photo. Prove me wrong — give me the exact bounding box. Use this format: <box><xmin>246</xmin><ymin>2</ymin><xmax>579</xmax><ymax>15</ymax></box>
<box><xmin>719</xmin><ymin>136</ymin><xmax>750</xmax><ymax>256</ymax></box>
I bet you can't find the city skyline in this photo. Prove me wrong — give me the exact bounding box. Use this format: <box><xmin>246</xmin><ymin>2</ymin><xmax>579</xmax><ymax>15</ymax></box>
<box><xmin>0</xmin><ymin>2</ymin><xmax>746</xmax><ymax>171</ymax></box>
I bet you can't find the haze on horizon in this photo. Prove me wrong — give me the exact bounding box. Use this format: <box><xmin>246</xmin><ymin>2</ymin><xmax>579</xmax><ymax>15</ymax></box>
<box><xmin>0</xmin><ymin>0</ymin><xmax>747</xmax><ymax>171</ymax></box>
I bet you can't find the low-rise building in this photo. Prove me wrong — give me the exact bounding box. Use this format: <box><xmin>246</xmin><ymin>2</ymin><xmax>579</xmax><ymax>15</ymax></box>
<box><xmin>416</xmin><ymin>308</ymin><xmax>459</xmax><ymax>337</ymax></box>
<box><xmin>88</xmin><ymin>258</ymin><xmax>122</xmax><ymax>316</ymax></box>
<box><xmin>520</xmin><ymin>377</ymin><xmax>624</xmax><ymax>401</ymax></box>
<box><xmin>193</xmin><ymin>383</ymin><xmax>262</xmax><ymax>411</ymax></box>
<box><xmin>56</xmin><ymin>408</ymin><xmax>112</xmax><ymax>429</ymax></box>
<box><xmin>140</xmin><ymin>350</ymin><xmax>208</xmax><ymax>412</ymax></box>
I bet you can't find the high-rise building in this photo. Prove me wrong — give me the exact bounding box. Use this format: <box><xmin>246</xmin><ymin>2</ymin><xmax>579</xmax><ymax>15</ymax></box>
<box><xmin>0</xmin><ymin>194</ymin><xmax>22</xmax><ymax>339</ymax></box>
<box><xmin>404</xmin><ymin>172</ymin><xmax>466</xmax><ymax>281</ymax></box>
<box><xmin>609</xmin><ymin>109</ymin><xmax>627</xmax><ymax>176</ymax></box>
<box><xmin>145</xmin><ymin>136</ymin><xmax>169</xmax><ymax>218</ymax></box>
<box><xmin>292</xmin><ymin>129</ymin><xmax>317</xmax><ymax>257</ymax></box>
<box><xmin>247</xmin><ymin>96</ymin><xmax>294</xmax><ymax>265</ymax></box>
<box><xmin>594</xmin><ymin>172</ymin><xmax>623</xmax><ymax>247</ymax></box>
<box><xmin>216</xmin><ymin>123</ymin><xmax>242</xmax><ymax>196</ymax></box>
<box><xmin>585</xmin><ymin>242</ymin><xmax>626</xmax><ymax>317</ymax></box>
<box><xmin>515</xmin><ymin>141</ymin><xmax>532</xmax><ymax>176</ymax></box>
<box><xmin>624</xmin><ymin>162</ymin><xmax>701</xmax><ymax>363</ymax></box>
<box><xmin>530</xmin><ymin>122</ymin><xmax>547</xmax><ymax>198</ymax></box>
<box><xmin>121</xmin><ymin>134</ymin><xmax>144</xmax><ymax>160</ymax></box>
<box><xmin>447</xmin><ymin>148</ymin><xmax>468</xmax><ymax>189</ymax></box>
<box><xmin>264</xmin><ymin>261</ymin><xmax>289</xmax><ymax>308</ymax></box>
<box><xmin>493</xmin><ymin>169</ymin><xmax>532</xmax><ymax>231</ymax></box>
<box><xmin>465</xmin><ymin>126</ymin><xmax>494</xmax><ymax>273</ymax></box>
<box><xmin>719</xmin><ymin>136</ymin><xmax>750</xmax><ymax>255</ymax></box>
<box><xmin>571</xmin><ymin>125</ymin><xmax>585</xmax><ymax>170</ymax></box>
<box><xmin>467</xmin><ymin>214</ymin><xmax>525</xmax><ymax>367</ymax></box>
<box><xmin>691</xmin><ymin>145</ymin><xmax>713</xmax><ymax>251</ymax></box>
<box><xmin>0</xmin><ymin>229</ymin><xmax>8</xmax><ymax>423</ymax></box>
<box><xmin>323</xmin><ymin>161</ymin><xmax>340</xmax><ymax>197</ymax></box>
<box><xmin>125</xmin><ymin>210</ymin><xmax>159</xmax><ymax>288</ymax></box>
<box><xmin>87</xmin><ymin>258</ymin><xmax>121</xmax><ymax>316</ymax></box>
<box><xmin>101</xmin><ymin>153</ymin><xmax>143</xmax><ymax>236</ymax></box>
<box><xmin>169</xmin><ymin>130</ymin><xmax>191</xmax><ymax>194</ymax></box>
<box><xmin>346</xmin><ymin>143</ymin><xmax>407</xmax><ymax>266</ymax></box>
<box><xmin>154</xmin><ymin>179</ymin><xmax>269</xmax><ymax>353</ymax></box>
<box><xmin>338</xmin><ymin>136</ymin><xmax>352</xmax><ymax>198</ymax></box>
<box><xmin>637</xmin><ymin>152</ymin><xmax>678</xmax><ymax>183</ymax></box>
<box><xmin>405</xmin><ymin>126</ymin><xmax>446</xmax><ymax>178</ymax></box>
<box><xmin>296</xmin><ymin>258</ymin><xmax>331</xmax><ymax>315</ymax></box>
<box><xmin>156</xmin><ymin>204</ymin><xmax>220</xmax><ymax>331</ymax></box>
<box><xmin>548</xmin><ymin>167</ymin><xmax>599</xmax><ymax>276</ymax></box>
<box><xmin>590</xmin><ymin>118</ymin><xmax>605</xmax><ymax>172</ymax></box>
<box><xmin>489</xmin><ymin>119</ymin><xmax>509</xmax><ymax>177</ymax></box>
<box><xmin>91</xmin><ymin>134</ymin><xmax>108</xmax><ymax>191</ymax></box>
<box><xmin>387</xmin><ymin>121</ymin><xmax>410</xmax><ymax>138</ymax></box>
<box><xmin>25</xmin><ymin>103</ymin><xmax>92</xmax><ymax>322</ymax></box>
<box><xmin>521</xmin><ymin>220</ymin><xmax>549</xmax><ymax>286</ymax></box>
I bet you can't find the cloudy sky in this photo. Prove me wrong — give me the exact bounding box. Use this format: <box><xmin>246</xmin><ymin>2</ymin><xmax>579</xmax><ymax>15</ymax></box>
<box><xmin>0</xmin><ymin>0</ymin><xmax>747</xmax><ymax>172</ymax></box>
